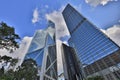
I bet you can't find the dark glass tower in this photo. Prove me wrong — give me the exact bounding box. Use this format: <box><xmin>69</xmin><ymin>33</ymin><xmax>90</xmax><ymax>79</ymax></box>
<box><xmin>61</xmin><ymin>44</ymin><xmax>84</xmax><ymax>80</ymax></box>
<box><xmin>62</xmin><ymin>4</ymin><xmax>120</xmax><ymax>80</ymax></box>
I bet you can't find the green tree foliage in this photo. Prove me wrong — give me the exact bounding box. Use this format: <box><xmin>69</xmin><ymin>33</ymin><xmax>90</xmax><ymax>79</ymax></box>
<box><xmin>0</xmin><ymin>22</ymin><xmax>20</xmax><ymax>52</ymax></box>
<box><xmin>0</xmin><ymin>69</ymin><xmax>15</xmax><ymax>80</ymax></box>
<box><xmin>0</xmin><ymin>55</ymin><xmax>18</xmax><ymax>67</ymax></box>
<box><xmin>87</xmin><ymin>76</ymin><xmax>104</xmax><ymax>80</ymax></box>
<box><xmin>0</xmin><ymin>58</ymin><xmax>38</xmax><ymax>80</ymax></box>
<box><xmin>0</xmin><ymin>55</ymin><xmax>18</xmax><ymax>78</ymax></box>
<box><xmin>1</xmin><ymin>55</ymin><xmax>12</xmax><ymax>63</ymax></box>
<box><xmin>0</xmin><ymin>66</ymin><xmax>4</xmax><ymax>76</ymax></box>
<box><xmin>10</xmin><ymin>58</ymin><xmax>18</xmax><ymax>67</ymax></box>
<box><xmin>15</xmin><ymin>59</ymin><xmax>38</xmax><ymax>80</ymax></box>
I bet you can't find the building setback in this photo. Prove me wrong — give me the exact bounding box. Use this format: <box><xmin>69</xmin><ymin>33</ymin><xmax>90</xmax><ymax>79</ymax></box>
<box><xmin>62</xmin><ymin>4</ymin><xmax>120</xmax><ymax>80</ymax></box>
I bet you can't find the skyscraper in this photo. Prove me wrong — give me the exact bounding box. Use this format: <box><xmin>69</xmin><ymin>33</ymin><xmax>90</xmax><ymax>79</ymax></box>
<box><xmin>25</xmin><ymin>21</ymin><xmax>57</xmax><ymax>80</ymax></box>
<box><xmin>61</xmin><ymin>43</ymin><xmax>84</xmax><ymax>80</ymax></box>
<box><xmin>62</xmin><ymin>4</ymin><xmax>120</xmax><ymax>80</ymax></box>
<box><xmin>56</xmin><ymin>40</ymin><xmax>84</xmax><ymax>80</ymax></box>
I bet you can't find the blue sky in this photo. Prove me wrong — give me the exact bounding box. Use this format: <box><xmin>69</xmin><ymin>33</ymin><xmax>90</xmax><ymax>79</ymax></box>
<box><xmin>0</xmin><ymin>0</ymin><xmax>120</xmax><ymax>39</ymax></box>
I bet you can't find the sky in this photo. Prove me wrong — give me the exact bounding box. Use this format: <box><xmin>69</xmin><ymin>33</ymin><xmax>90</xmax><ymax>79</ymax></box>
<box><xmin>0</xmin><ymin>0</ymin><xmax>120</xmax><ymax>69</ymax></box>
<box><xmin>0</xmin><ymin>0</ymin><xmax>120</xmax><ymax>38</ymax></box>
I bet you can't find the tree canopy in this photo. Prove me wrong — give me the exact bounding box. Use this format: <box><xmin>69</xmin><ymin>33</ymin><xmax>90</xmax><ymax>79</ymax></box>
<box><xmin>15</xmin><ymin>59</ymin><xmax>38</xmax><ymax>80</ymax></box>
<box><xmin>87</xmin><ymin>76</ymin><xmax>104</xmax><ymax>80</ymax></box>
<box><xmin>0</xmin><ymin>58</ymin><xmax>38</xmax><ymax>80</ymax></box>
<box><xmin>0</xmin><ymin>22</ymin><xmax>20</xmax><ymax>52</ymax></box>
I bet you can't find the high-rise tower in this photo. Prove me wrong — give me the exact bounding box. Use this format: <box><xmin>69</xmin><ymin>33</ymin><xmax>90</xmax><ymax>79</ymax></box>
<box><xmin>62</xmin><ymin>4</ymin><xmax>120</xmax><ymax>80</ymax></box>
<box><xmin>25</xmin><ymin>21</ymin><xmax>57</xmax><ymax>80</ymax></box>
<box><xmin>61</xmin><ymin>44</ymin><xmax>84</xmax><ymax>80</ymax></box>
<box><xmin>56</xmin><ymin>40</ymin><xmax>84</xmax><ymax>80</ymax></box>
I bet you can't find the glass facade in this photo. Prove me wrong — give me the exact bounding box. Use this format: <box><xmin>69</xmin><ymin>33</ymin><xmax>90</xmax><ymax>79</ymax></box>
<box><xmin>27</xmin><ymin>30</ymin><xmax>47</xmax><ymax>53</ymax></box>
<box><xmin>25</xmin><ymin>21</ymin><xmax>57</xmax><ymax>80</ymax></box>
<box><xmin>62</xmin><ymin>4</ymin><xmax>120</xmax><ymax>79</ymax></box>
<box><xmin>44</xmin><ymin>45</ymin><xmax>57</xmax><ymax>80</ymax></box>
<box><xmin>26</xmin><ymin>48</ymin><xmax>44</xmax><ymax>67</ymax></box>
<box><xmin>61</xmin><ymin>44</ymin><xmax>84</xmax><ymax>80</ymax></box>
<box><xmin>68</xmin><ymin>20</ymin><xmax>119</xmax><ymax>65</ymax></box>
<box><xmin>26</xmin><ymin>30</ymin><xmax>47</xmax><ymax>67</ymax></box>
<box><xmin>62</xmin><ymin>5</ymin><xmax>85</xmax><ymax>33</ymax></box>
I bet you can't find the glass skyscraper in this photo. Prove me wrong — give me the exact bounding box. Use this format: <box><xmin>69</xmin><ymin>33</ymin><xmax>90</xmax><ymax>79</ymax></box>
<box><xmin>61</xmin><ymin>43</ymin><xmax>84</xmax><ymax>80</ymax></box>
<box><xmin>62</xmin><ymin>4</ymin><xmax>120</xmax><ymax>80</ymax></box>
<box><xmin>25</xmin><ymin>21</ymin><xmax>57</xmax><ymax>80</ymax></box>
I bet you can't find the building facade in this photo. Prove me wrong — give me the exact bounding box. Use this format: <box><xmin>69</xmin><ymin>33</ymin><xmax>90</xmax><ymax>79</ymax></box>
<box><xmin>62</xmin><ymin>4</ymin><xmax>120</xmax><ymax>80</ymax></box>
<box><xmin>25</xmin><ymin>21</ymin><xmax>57</xmax><ymax>80</ymax></box>
<box><xmin>61</xmin><ymin>44</ymin><xmax>84</xmax><ymax>80</ymax></box>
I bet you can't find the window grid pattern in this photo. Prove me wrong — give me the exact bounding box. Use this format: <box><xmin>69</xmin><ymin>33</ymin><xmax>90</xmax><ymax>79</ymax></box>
<box><xmin>63</xmin><ymin>4</ymin><xmax>119</xmax><ymax>66</ymax></box>
<box><xmin>63</xmin><ymin>4</ymin><xmax>84</xmax><ymax>33</ymax></box>
<box><xmin>68</xmin><ymin>20</ymin><xmax>119</xmax><ymax>65</ymax></box>
<box><xmin>63</xmin><ymin>4</ymin><xmax>120</xmax><ymax>78</ymax></box>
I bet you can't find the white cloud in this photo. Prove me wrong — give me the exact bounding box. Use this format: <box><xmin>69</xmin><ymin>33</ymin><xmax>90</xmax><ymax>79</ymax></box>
<box><xmin>32</xmin><ymin>8</ymin><xmax>40</xmax><ymax>24</ymax></box>
<box><xmin>85</xmin><ymin>0</ymin><xmax>118</xmax><ymax>7</ymax></box>
<box><xmin>0</xmin><ymin>49</ymin><xmax>15</xmax><ymax>58</ymax></box>
<box><xmin>45</xmin><ymin>7</ymin><xmax>70</xmax><ymax>41</ymax></box>
<box><xmin>15</xmin><ymin>36</ymin><xmax>32</xmax><ymax>66</ymax></box>
<box><xmin>45</xmin><ymin>7</ymin><xmax>70</xmax><ymax>75</ymax></box>
<box><xmin>0</xmin><ymin>36</ymin><xmax>32</xmax><ymax>67</ymax></box>
<box><xmin>101</xmin><ymin>25</ymin><xmax>120</xmax><ymax>46</ymax></box>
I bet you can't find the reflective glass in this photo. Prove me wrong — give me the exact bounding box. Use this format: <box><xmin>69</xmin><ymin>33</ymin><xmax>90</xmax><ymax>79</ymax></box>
<box><xmin>28</xmin><ymin>30</ymin><xmax>47</xmax><ymax>53</ymax></box>
<box><xmin>63</xmin><ymin>4</ymin><xmax>119</xmax><ymax>66</ymax></box>
<box><xmin>25</xmin><ymin>49</ymin><xmax>44</xmax><ymax>66</ymax></box>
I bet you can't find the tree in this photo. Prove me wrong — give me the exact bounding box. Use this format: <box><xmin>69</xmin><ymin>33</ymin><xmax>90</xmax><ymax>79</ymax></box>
<box><xmin>0</xmin><ymin>69</ymin><xmax>15</xmax><ymax>80</ymax></box>
<box><xmin>10</xmin><ymin>58</ymin><xmax>18</xmax><ymax>67</ymax></box>
<box><xmin>0</xmin><ymin>55</ymin><xmax>18</xmax><ymax>80</ymax></box>
<box><xmin>0</xmin><ymin>55</ymin><xmax>18</xmax><ymax>76</ymax></box>
<box><xmin>14</xmin><ymin>59</ymin><xmax>38</xmax><ymax>80</ymax></box>
<box><xmin>1</xmin><ymin>55</ymin><xmax>12</xmax><ymax>67</ymax></box>
<box><xmin>87</xmin><ymin>76</ymin><xmax>104</xmax><ymax>80</ymax></box>
<box><xmin>0</xmin><ymin>58</ymin><xmax>38</xmax><ymax>80</ymax></box>
<box><xmin>1</xmin><ymin>55</ymin><xmax>12</xmax><ymax>62</ymax></box>
<box><xmin>0</xmin><ymin>55</ymin><xmax>2</xmax><ymax>62</ymax></box>
<box><xmin>0</xmin><ymin>55</ymin><xmax>15</xmax><ymax>80</ymax></box>
<box><xmin>0</xmin><ymin>22</ymin><xmax>20</xmax><ymax>52</ymax></box>
<box><xmin>0</xmin><ymin>66</ymin><xmax>4</xmax><ymax>76</ymax></box>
